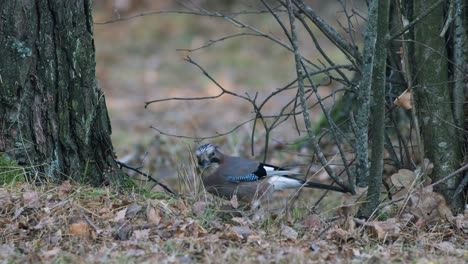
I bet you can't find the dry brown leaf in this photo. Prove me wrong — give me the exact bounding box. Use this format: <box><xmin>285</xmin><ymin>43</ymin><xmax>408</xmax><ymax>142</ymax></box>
<box><xmin>0</xmin><ymin>190</ymin><xmax>12</xmax><ymax>208</ymax></box>
<box><xmin>327</xmin><ymin>227</ymin><xmax>353</xmax><ymax>242</ymax></box>
<box><xmin>115</xmin><ymin>220</ymin><xmax>133</xmax><ymax>241</ymax></box>
<box><xmin>231</xmin><ymin>226</ymin><xmax>252</xmax><ymax>239</ymax></box>
<box><xmin>23</xmin><ymin>190</ymin><xmax>40</xmax><ymax>208</ymax></box>
<box><xmin>368</xmin><ymin>218</ymin><xmax>401</xmax><ymax>240</ymax></box>
<box><xmin>192</xmin><ymin>201</ymin><xmax>207</xmax><ymax>217</ymax></box>
<box><xmin>13</xmin><ymin>207</ymin><xmax>24</xmax><ymax>220</ymax></box>
<box><xmin>40</xmin><ymin>248</ymin><xmax>61</xmax><ymax>262</ymax></box>
<box><xmin>407</xmin><ymin>187</ymin><xmax>454</xmax><ymax>227</ymax></box>
<box><xmin>69</xmin><ymin>221</ymin><xmax>90</xmax><ymax>238</ymax></box>
<box><xmin>230</xmin><ymin>194</ymin><xmax>239</xmax><ymax>209</ymax></box>
<box><xmin>454</xmin><ymin>213</ymin><xmax>467</xmax><ymax>233</ymax></box>
<box><xmin>394</xmin><ymin>88</ymin><xmax>412</xmax><ymax>109</ymax></box>
<box><xmin>435</xmin><ymin>241</ymin><xmax>455</xmax><ymax>253</ymax></box>
<box><xmin>223</xmin><ymin>230</ymin><xmax>243</xmax><ymax>241</ymax></box>
<box><xmin>132</xmin><ymin>229</ymin><xmax>150</xmax><ymax>241</ymax></box>
<box><xmin>184</xmin><ymin>220</ymin><xmax>207</xmax><ymax>238</ymax></box>
<box><xmin>125</xmin><ymin>203</ymin><xmax>142</xmax><ymax>219</ymax></box>
<box><xmin>58</xmin><ymin>180</ymin><xmax>73</xmax><ymax>198</ymax></box>
<box><xmin>113</xmin><ymin>208</ymin><xmax>127</xmax><ymax>222</ymax></box>
<box><xmin>33</xmin><ymin>216</ymin><xmax>52</xmax><ymax>230</ymax></box>
<box><xmin>280</xmin><ymin>224</ymin><xmax>298</xmax><ymax>241</ymax></box>
<box><xmin>50</xmin><ymin>229</ymin><xmax>62</xmax><ymax>244</ymax></box>
<box><xmin>303</xmin><ymin>214</ymin><xmax>323</xmax><ymax>230</ymax></box>
<box><xmin>390</xmin><ymin>169</ymin><xmax>416</xmax><ymax>188</ymax></box>
<box><xmin>231</xmin><ymin>217</ymin><xmax>250</xmax><ymax>226</ymax></box>
<box><xmin>146</xmin><ymin>203</ymin><xmax>161</xmax><ymax>225</ymax></box>
<box><xmin>423</xmin><ymin>158</ymin><xmax>434</xmax><ymax>176</ymax></box>
<box><xmin>98</xmin><ymin>206</ymin><xmax>113</xmax><ymax>219</ymax></box>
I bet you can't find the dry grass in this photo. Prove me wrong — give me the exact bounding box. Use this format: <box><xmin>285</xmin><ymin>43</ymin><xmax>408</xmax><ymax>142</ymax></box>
<box><xmin>1</xmin><ymin>153</ymin><xmax>466</xmax><ymax>263</ymax></box>
<box><xmin>3</xmin><ymin>2</ymin><xmax>464</xmax><ymax>263</ymax></box>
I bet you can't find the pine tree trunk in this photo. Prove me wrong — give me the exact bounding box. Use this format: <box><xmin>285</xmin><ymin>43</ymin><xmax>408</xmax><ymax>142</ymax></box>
<box><xmin>0</xmin><ymin>1</ymin><xmax>124</xmax><ymax>186</ymax></box>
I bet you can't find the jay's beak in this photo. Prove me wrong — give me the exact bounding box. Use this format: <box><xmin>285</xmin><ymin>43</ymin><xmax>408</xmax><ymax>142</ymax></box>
<box><xmin>198</xmin><ymin>160</ymin><xmax>209</xmax><ymax>170</ymax></box>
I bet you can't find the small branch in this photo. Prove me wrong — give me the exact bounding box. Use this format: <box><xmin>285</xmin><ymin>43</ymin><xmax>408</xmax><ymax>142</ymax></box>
<box><xmin>292</xmin><ymin>0</ymin><xmax>361</xmax><ymax>64</ymax></box>
<box><xmin>176</xmin><ymin>33</ymin><xmax>262</xmax><ymax>52</ymax></box>
<box><xmin>286</xmin><ymin>0</ymin><xmax>352</xmax><ymax>193</ymax></box>
<box><xmin>150</xmin><ymin>118</ymin><xmax>254</xmax><ymax>140</ymax></box>
<box><xmin>386</xmin><ymin>0</ymin><xmax>445</xmax><ymax>42</ymax></box>
<box><xmin>115</xmin><ymin>160</ymin><xmax>177</xmax><ymax>196</ymax></box>
<box><xmin>94</xmin><ymin>9</ymin><xmax>277</xmax><ymax>25</ymax></box>
<box><xmin>430</xmin><ymin>162</ymin><xmax>468</xmax><ymax>187</ymax></box>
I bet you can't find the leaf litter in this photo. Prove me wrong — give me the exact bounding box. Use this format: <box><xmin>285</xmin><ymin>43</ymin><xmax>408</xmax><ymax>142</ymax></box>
<box><xmin>0</xmin><ymin>180</ymin><xmax>466</xmax><ymax>263</ymax></box>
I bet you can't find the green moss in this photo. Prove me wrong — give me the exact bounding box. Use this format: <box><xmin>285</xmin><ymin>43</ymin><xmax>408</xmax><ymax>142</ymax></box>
<box><xmin>8</xmin><ymin>36</ymin><xmax>32</xmax><ymax>58</ymax></box>
<box><xmin>0</xmin><ymin>155</ymin><xmax>25</xmax><ymax>185</ymax></box>
<box><xmin>71</xmin><ymin>100</ymin><xmax>78</xmax><ymax>110</ymax></box>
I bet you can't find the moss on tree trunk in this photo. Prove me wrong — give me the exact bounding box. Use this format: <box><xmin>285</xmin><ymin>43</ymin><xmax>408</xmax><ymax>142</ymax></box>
<box><xmin>0</xmin><ymin>1</ymin><xmax>124</xmax><ymax>186</ymax></box>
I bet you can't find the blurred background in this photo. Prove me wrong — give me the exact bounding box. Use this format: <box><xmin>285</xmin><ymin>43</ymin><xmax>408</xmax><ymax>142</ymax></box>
<box><xmin>92</xmin><ymin>1</ymin><xmax>365</xmax><ymax>189</ymax></box>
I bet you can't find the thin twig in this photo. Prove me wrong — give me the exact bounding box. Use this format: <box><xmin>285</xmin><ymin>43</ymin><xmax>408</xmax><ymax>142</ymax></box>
<box><xmin>430</xmin><ymin>162</ymin><xmax>468</xmax><ymax>187</ymax></box>
<box><xmin>286</xmin><ymin>0</ymin><xmax>352</xmax><ymax>193</ymax></box>
<box><xmin>115</xmin><ymin>160</ymin><xmax>177</xmax><ymax>196</ymax></box>
<box><xmin>386</xmin><ymin>0</ymin><xmax>445</xmax><ymax>41</ymax></box>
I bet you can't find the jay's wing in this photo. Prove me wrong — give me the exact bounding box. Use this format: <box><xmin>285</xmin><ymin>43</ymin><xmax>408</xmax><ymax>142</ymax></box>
<box><xmin>221</xmin><ymin>156</ymin><xmax>297</xmax><ymax>182</ymax></box>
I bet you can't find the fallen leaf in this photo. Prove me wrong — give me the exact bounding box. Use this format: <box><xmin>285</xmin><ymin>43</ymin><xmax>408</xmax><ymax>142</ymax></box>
<box><xmin>423</xmin><ymin>158</ymin><xmax>434</xmax><ymax>176</ymax></box>
<box><xmin>231</xmin><ymin>226</ymin><xmax>252</xmax><ymax>239</ymax></box>
<box><xmin>146</xmin><ymin>203</ymin><xmax>161</xmax><ymax>225</ymax></box>
<box><xmin>0</xmin><ymin>244</ymin><xmax>16</xmax><ymax>259</ymax></box>
<box><xmin>58</xmin><ymin>180</ymin><xmax>73</xmax><ymax>198</ymax></box>
<box><xmin>303</xmin><ymin>214</ymin><xmax>323</xmax><ymax>229</ymax></box>
<box><xmin>454</xmin><ymin>213</ymin><xmax>467</xmax><ymax>232</ymax></box>
<box><xmin>230</xmin><ymin>194</ymin><xmax>239</xmax><ymax>209</ymax></box>
<box><xmin>394</xmin><ymin>88</ymin><xmax>412</xmax><ymax>109</ymax></box>
<box><xmin>23</xmin><ymin>191</ymin><xmax>40</xmax><ymax>208</ymax></box>
<box><xmin>192</xmin><ymin>201</ymin><xmax>207</xmax><ymax>217</ymax></box>
<box><xmin>407</xmin><ymin>187</ymin><xmax>454</xmax><ymax>227</ymax></box>
<box><xmin>0</xmin><ymin>190</ymin><xmax>12</xmax><ymax>208</ymax></box>
<box><xmin>50</xmin><ymin>229</ymin><xmax>62</xmax><ymax>244</ymax></box>
<box><xmin>367</xmin><ymin>218</ymin><xmax>401</xmax><ymax>240</ymax></box>
<box><xmin>435</xmin><ymin>241</ymin><xmax>455</xmax><ymax>252</ymax></box>
<box><xmin>132</xmin><ymin>229</ymin><xmax>150</xmax><ymax>241</ymax></box>
<box><xmin>40</xmin><ymin>248</ymin><xmax>61</xmax><ymax>262</ymax></box>
<box><xmin>33</xmin><ymin>216</ymin><xmax>52</xmax><ymax>230</ymax></box>
<box><xmin>281</xmin><ymin>224</ymin><xmax>298</xmax><ymax>241</ymax></box>
<box><xmin>390</xmin><ymin>169</ymin><xmax>416</xmax><ymax>188</ymax></box>
<box><xmin>115</xmin><ymin>220</ymin><xmax>133</xmax><ymax>241</ymax></box>
<box><xmin>113</xmin><ymin>208</ymin><xmax>127</xmax><ymax>222</ymax></box>
<box><xmin>125</xmin><ymin>203</ymin><xmax>142</xmax><ymax>219</ymax></box>
<box><xmin>70</xmin><ymin>221</ymin><xmax>90</xmax><ymax>238</ymax></box>
<box><xmin>13</xmin><ymin>207</ymin><xmax>24</xmax><ymax>220</ymax></box>
<box><xmin>231</xmin><ymin>217</ymin><xmax>250</xmax><ymax>226</ymax></box>
<box><xmin>327</xmin><ymin>227</ymin><xmax>353</xmax><ymax>242</ymax></box>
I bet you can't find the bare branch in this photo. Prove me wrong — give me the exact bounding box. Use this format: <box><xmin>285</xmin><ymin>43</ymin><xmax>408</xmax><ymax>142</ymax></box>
<box><xmin>386</xmin><ymin>0</ymin><xmax>444</xmax><ymax>42</ymax></box>
<box><xmin>286</xmin><ymin>0</ymin><xmax>351</xmax><ymax>193</ymax></box>
<box><xmin>115</xmin><ymin>160</ymin><xmax>177</xmax><ymax>196</ymax></box>
<box><xmin>292</xmin><ymin>0</ymin><xmax>361</xmax><ymax>65</ymax></box>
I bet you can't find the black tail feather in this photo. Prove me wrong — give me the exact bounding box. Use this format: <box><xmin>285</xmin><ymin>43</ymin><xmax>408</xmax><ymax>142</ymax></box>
<box><xmin>304</xmin><ymin>181</ymin><xmax>348</xmax><ymax>193</ymax></box>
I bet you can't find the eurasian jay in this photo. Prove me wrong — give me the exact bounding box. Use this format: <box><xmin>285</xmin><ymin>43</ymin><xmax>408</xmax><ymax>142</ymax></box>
<box><xmin>195</xmin><ymin>143</ymin><xmax>347</xmax><ymax>205</ymax></box>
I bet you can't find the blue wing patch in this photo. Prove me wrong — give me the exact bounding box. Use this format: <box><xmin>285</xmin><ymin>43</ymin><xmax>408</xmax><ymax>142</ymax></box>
<box><xmin>226</xmin><ymin>174</ymin><xmax>259</xmax><ymax>182</ymax></box>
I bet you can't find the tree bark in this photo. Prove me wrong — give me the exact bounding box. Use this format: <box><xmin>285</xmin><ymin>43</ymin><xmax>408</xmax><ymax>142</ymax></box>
<box><xmin>412</xmin><ymin>0</ymin><xmax>464</xmax><ymax>211</ymax></box>
<box><xmin>0</xmin><ymin>0</ymin><xmax>124</xmax><ymax>186</ymax></box>
<box><xmin>357</xmin><ymin>0</ymin><xmax>390</xmax><ymax>219</ymax></box>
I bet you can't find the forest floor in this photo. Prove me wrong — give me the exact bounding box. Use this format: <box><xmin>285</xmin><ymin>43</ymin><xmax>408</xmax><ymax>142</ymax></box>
<box><xmin>0</xmin><ymin>177</ymin><xmax>466</xmax><ymax>263</ymax></box>
<box><xmin>2</xmin><ymin>1</ymin><xmax>466</xmax><ymax>263</ymax></box>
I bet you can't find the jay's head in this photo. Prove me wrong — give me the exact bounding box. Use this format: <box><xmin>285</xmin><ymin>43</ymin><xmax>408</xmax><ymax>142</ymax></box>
<box><xmin>195</xmin><ymin>143</ymin><xmax>223</xmax><ymax>171</ymax></box>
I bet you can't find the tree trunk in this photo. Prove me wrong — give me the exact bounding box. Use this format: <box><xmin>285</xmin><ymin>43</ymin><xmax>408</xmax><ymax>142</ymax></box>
<box><xmin>357</xmin><ymin>0</ymin><xmax>390</xmax><ymax>218</ymax></box>
<box><xmin>412</xmin><ymin>0</ymin><xmax>464</xmax><ymax>211</ymax></box>
<box><xmin>0</xmin><ymin>0</ymin><xmax>124</xmax><ymax>186</ymax></box>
